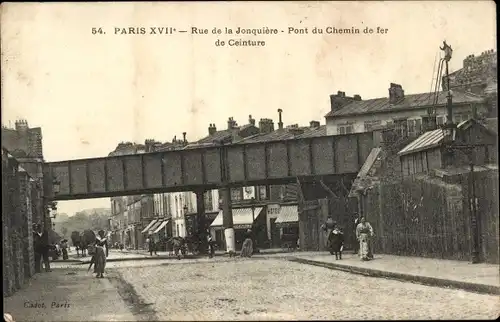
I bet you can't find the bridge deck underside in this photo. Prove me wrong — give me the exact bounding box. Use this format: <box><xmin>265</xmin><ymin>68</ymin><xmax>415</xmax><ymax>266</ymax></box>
<box><xmin>45</xmin><ymin>133</ymin><xmax>374</xmax><ymax>200</ymax></box>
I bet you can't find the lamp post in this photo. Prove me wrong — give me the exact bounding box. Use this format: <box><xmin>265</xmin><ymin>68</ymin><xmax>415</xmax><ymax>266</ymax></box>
<box><xmin>43</xmin><ymin>178</ymin><xmax>60</xmax><ymax>230</ymax></box>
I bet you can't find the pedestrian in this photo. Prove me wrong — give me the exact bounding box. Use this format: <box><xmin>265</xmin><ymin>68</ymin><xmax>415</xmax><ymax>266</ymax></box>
<box><xmin>146</xmin><ymin>235</ymin><xmax>155</xmax><ymax>256</ymax></box>
<box><xmin>33</xmin><ymin>223</ymin><xmax>51</xmax><ymax>272</ymax></box>
<box><xmin>168</xmin><ymin>236</ymin><xmax>183</xmax><ymax>260</ymax></box>
<box><xmin>321</xmin><ymin>216</ymin><xmax>336</xmax><ymax>250</ymax></box>
<box><xmin>353</xmin><ymin>214</ymin><xmax>361</xmax><ymax>255</ymax></box>
<box><xmin>207</xmin><ymin>231</ymin><xmax>215</xmax><ymax>258</ymax></box>
<box><xmin>329</xmin><ymin>224</ymin><xmax>344</xmax><ymax>260</ymax></box>
<box><xmin>92</xmin><ymin>230</ymin><xmax>108</xmax><ymax>278</ymax></box>
<box><xmin>61</xmin><ymin>239</ymin><xmax>69</xmax><ymax>260</ymax></box>
<box><xmin>240</xmin><ymin>229</ymin><xmax>253</xmax><ymax>258</ymax></box>
<box><xmin>355</xmin><ymin>217</ymin><xmax>374</xmax><ymax>261</ymax></box>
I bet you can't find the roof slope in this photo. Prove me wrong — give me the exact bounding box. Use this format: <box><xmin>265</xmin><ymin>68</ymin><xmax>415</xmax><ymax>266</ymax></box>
<box><xmin>237</xmin><ymin>126</ymin><xmax>327</xmax><ymax>144</ymax></box>
<box><xmin>397</xmin><ymin>118</ymin><xmax>496</xmax><ymax>156</ymax></box>
<box><xmin>325</xmin><ymin>91</ymin><xmax>485</xmax><ymax>118</ymax></box>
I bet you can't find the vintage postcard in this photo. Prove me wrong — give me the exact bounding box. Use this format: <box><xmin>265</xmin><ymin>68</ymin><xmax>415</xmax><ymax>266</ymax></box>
<box><xmin>1</xmin><ymin>1</ymin><xmax>498</xmax><ymax>321</ymax></box>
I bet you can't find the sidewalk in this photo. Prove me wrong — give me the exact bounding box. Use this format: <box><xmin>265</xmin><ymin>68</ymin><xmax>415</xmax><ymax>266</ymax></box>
<box><xmin>288</xmin><ymin>252</ymin><xmax>500</xmax><ymax>295</ymax></box>
<box><xmin>117</xmin><ymin>247</ymin><xmax>295</xmax><ymax>257</ymax></box>
<box><xmin>3</xmin><ymin>268</ymin><xmax>135</xmax><ymax>321</ymax></box>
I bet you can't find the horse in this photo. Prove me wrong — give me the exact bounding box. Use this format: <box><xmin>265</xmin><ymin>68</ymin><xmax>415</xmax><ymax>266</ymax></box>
<box><xmin>80</xmin><ymin>229</ymin><xmax>96</xmax><ymax>257</ymax></box>
<box><xmin>71</xmin><ymin>231</ymin><xmax>82</xmax><ymax>257</ymax></box>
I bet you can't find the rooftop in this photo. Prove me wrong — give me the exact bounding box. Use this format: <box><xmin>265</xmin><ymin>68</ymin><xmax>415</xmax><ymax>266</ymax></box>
<box><xmin>397</xmin><ymin>118</ymin><xmax>496</xmax><ymax>156</ymax></box>
<box><xmin>325</xmin><ymin>91</ymin><xmax>485</xmax><ymax>118</ymax></box>
<box><xmin>236</xmin><ymin>125</ymin><xmax>327</xmax><ymax>144</ymax></box>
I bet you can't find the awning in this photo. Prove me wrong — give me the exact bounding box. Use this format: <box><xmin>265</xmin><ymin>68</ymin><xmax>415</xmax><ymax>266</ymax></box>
<box><xmin>210</xmin><ymin>207</ymin><xmax>263</xmax><ymax>230</ymax></box>
<box><xmin>275</xmin><ymin>205</ymin><xmax>299</xmax><ymax>226</ymax></box>
<box><xmin>141</xmin><ymin>219</ymin><xmax>159</xmax><ymax>233</ymax></box>
<box><xmin>153</xmin><ymin>220</ymin><xmax>169</xmax><ymax>234</ymax></box>
<box><xmin>148</xmin><ymin>220</ymin><xmax>164</xmax><ymax>234</ymax></box>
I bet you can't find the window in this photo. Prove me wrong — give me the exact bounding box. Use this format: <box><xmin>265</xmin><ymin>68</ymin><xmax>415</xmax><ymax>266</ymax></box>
<box><xmin>163</xmin><ymin>194</ymin><xmax>170</xmax><ymax>216</ymax></box>
<box><xmin>436</xmin><ymin>115</ymin><xmax>446</xmax><ymax>126</ymax></box>
<box><xmin>231</xmin><ymin>188</ymin><xmax>243</xmax><ymax>201</ymax></box>
<box><xmin>394</xmin><ymin>119</ymin><xmax>408</xmax><ymax>136</ymax></box>
<box><xmin>455</xmin><ymin>114</ymin><xmax>471</xmax><ymax>123</ymax></box>
<box><xmin>259</xmin><ymin>186</ymin><xmax>267</xmax><ymax>200</ymax></box>
<box><xmin>204</xmin><ymin>190</ymin><xmax>213</xmax><ymax>211</ymax></box>
<box><xmin>175</xmin><ymin>196</ymin><xmax>179</xmax><ymax>218</ymax></box>
<box><xmin>337</xmin><ymin>124</ymin><xmax>354</xmax><ymax>135</ymax></box>
<box><xmin>363</xmin><ymin>120</ymin><xmax>382</xmax><ymax>132</ymax></box>
<box><xmin>407</xmin><ymin>119</ymin><xmax>422</xmax><ymax>137</ymax></box>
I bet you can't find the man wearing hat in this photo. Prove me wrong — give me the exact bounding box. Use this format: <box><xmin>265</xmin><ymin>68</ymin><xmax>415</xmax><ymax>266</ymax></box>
<box><xmin>32</xmin><ymin>223</ymin><xmax>51</xmax><ymax>272</ymax></box>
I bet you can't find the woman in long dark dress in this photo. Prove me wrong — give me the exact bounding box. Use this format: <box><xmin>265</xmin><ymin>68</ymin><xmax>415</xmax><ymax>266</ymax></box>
<box><xmin>328</xmin><ymin>225</ymin><xmax>344</xmax><ymax>260</ymax></box>
<box><xmin>240</xmin><ymin>229</ymin><xmax>253</xmax><ymax>258</ymax></box>
<box><xmin>94</xmin><ymin>230</ymin><xmax>108</xmax><ymax>278</ymax></box>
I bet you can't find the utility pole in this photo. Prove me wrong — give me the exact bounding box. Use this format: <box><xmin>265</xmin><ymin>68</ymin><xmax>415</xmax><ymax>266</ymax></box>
<box><xmin>438</xmin><ymin>40</ymin><xmax>482</xmax><ymax>263</ymax></box>
<box><xmin>219</xmin><ymin>138</ymin><xmax>235</xmax><ymax>256</ymax></box>
<box><xmin>468</xmin><ymin>155</ymin><xmax>480</xmax><ymax>263</ymax></box>
<box><xmin>440</xmin><ymin>40</ymin><xmax>456</xmax><ymax>168</ymax></box>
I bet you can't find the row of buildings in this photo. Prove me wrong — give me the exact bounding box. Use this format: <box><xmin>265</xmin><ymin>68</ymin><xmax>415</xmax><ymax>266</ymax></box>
<box><xmin>108</xmin><ymin>49</ymin><xmax>497</xmax><ymax>253</ymax></box>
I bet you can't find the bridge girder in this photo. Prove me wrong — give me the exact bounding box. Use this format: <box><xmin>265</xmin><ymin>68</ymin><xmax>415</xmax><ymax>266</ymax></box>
<box><xmin>43</xmin><ymin>133</ymin><xmax>374</xmax><ymax>201</ymax></box>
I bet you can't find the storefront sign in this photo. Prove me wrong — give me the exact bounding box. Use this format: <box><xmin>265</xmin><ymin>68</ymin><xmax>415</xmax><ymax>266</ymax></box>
<box><xmin>267</xmin><ymin>204</ymin><xmax>280</xmax><ymax>215</ymax></box>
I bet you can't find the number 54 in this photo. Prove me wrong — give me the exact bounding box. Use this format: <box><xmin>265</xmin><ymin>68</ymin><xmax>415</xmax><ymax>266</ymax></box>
<box><xmin>92</xmin><ymin>28</ymin><xmax>104</xmax><ymax>35</ymax></box>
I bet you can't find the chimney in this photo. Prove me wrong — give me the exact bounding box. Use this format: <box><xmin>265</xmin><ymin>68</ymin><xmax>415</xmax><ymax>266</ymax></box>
<box><xmin>227</xmin><ymin>117</ymin><xmax>237</xmax><ymax>130</ymax></box>
<box><xmin>287</xmin><ymin>124</ymin><xmax>304</xmax><ymax>136</ymax></box>
<box><xmin>277</xmin><ymin>109</ymin><xmax>283</xmax><ymax>129</ymax></box>
<box><xmin>182</xmin><ymin>132</ymin><xmax>187</xmax><ymax>144</ymax></box>
<box><xmin>388</xmin><ymin>83</ymin><xmax>404</xmax><ymax>104</ymax></box>
<box><xmin>248</xmin><ymin>115</ymin><xmax>255</xmax><ymax>126</ymax></box>
<box><xmin>208</xmin><ymin>123</ymin><xmax>217</xmax><ymax>135</ymax></box>
<box><xmin>15</xmin><ymin>119</ymin><xmax>28</xmax><ymax>133</ymax></box>
<box><xmin>310</xmin><ymin>120</ymin><xmax>320</xmax><ymax>128</ymax></box>
<box><xmin>145</xmin><ymin>139</ymin><xmax>155</xmax><ymax>152</ymax></box>
<box><xmin>329</xmin><ymin>91</ymin><xmax>353</xmax><ymax>112</ymax></box>
<box><xmin>258</xmin><ymin>118</ymin><xmax>275</xmax><ymax>134</ymax></box>
<box><xmin>353</xmin><ymin>94</ymin><xmax>362</xmax><ymax>101</ymax></box>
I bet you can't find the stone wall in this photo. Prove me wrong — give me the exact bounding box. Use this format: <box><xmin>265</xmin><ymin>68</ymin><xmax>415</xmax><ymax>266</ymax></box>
<box><xmin>3</xmin><ymin>152</ymin><xmax>17</xmax><ymax>296</ymax></box>
<box><xmin>2</xmin><ymin>150</ymin><xmax>39</xmax><ymax>297</ymax></box>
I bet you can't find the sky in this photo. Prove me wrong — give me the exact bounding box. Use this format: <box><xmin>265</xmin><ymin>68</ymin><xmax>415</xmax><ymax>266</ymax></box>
<box><xmin>1</xmin><ymin>1</ymin><xmax>496</xmax><ymax>216</ymax></box>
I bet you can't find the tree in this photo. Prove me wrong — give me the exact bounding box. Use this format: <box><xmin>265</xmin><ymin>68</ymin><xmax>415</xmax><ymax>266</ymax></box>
<box><xmin>61</xmin><ymin>226</ymin><xmax>68</xmax><ymax>238</ymax></box>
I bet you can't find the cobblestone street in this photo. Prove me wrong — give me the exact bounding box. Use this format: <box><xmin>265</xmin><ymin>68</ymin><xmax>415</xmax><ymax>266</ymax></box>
<box><xmin>112</xmin><ymin>258</ymin><xmax>499</xmax><ymax>320</ymax></box>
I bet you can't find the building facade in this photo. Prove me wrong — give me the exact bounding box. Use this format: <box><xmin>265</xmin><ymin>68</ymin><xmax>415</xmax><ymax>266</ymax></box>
<box><xmin>443</xmin><ymin>49</ymin><xmax>497</xmax><ymax>118</ymax></box>
<box><xmin>325</xmin><ymin>83</ymin><xmax>489</xmax><ymax>137</ymax></box>
<box><xmin>108</xmin><ymin>142</ymin><xmax>148</xmax><ymax>249</ymax></box>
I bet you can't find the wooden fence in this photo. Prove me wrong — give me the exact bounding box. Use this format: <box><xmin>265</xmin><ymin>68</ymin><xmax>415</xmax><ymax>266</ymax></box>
<box><xmin>361</xmin><ymin>170</ymin><xmax>499</xmax><ymax>264</ymax></box>
<box><xmin>298</xmin><ymin>197</ymin><xmax>358</xmax><ymax>252</ymax></box>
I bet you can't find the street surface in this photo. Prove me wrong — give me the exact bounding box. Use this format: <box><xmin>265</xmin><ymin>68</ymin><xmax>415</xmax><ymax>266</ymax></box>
<box><xmin>110</xmin><ymin>257</ymin><xmax>499</xmax><ymax>320</ymax></box>
<box><xmin>6</xmin><ymin>256</ymin><xmax>499</xmax><ymax>321</ymax></box>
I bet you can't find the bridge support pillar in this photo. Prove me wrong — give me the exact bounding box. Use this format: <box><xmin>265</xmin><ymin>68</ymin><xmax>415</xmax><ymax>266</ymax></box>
<box><xmin>221</xmin><ymin>187</ymin><xmax>235</xmax><ymax>255</ymax></box>
<box><xmin>195</xmin><ymin>189</ymin><xmax>207</xmax><ymax>254</ymax></box>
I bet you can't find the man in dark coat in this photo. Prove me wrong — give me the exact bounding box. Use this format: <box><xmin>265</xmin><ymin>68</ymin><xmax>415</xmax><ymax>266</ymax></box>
<box><xmin>33</xmin><ymin>223</ymin><xmax>51</xmax><ymax>272</ymax></box>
